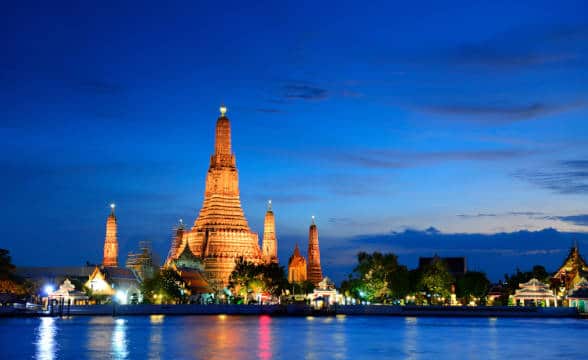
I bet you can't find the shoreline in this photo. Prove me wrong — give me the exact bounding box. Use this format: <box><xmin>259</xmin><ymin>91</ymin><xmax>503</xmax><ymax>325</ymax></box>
<box><xmin>0</xmin><ymin>304</ymin><xmax>583</xmax><ymax>319</ymax></box>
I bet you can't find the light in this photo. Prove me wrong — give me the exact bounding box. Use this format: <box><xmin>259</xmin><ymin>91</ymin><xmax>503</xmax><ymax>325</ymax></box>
<box><xmin>43</xmin><ymin>285</ymin><xmax>55</xmax><ymax>295</ymax></box>
<box><xmin>115</xmin><ymin>291</ymin><xmax>126</xmax><ymax>304</ymax></box>
<box><xmin>220</xmin><ymin>104</ymin><xmax>227</xmax><ymax>116</ymax></box>
<box><xmin>110</xmin><ymin>203</ymin><xmax>116</xmax><ymax>210</ymax></box>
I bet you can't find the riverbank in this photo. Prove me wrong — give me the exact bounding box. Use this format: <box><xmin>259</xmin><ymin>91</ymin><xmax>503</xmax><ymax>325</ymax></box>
<box><xmin>0</xmin><ymin>304</ymin><xmax>581</xmax><ymax>318</ymax></box>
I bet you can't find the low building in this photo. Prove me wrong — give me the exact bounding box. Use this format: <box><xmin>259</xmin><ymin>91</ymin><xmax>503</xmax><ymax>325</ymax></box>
<box><xmin>85</xmin><ymin>266</ymin><xmax>141</xmax><ymax>304</ymax></box>
<box><xmin>512</xmin><ymin>278</ymin><xmax>557</xmax><ymax>307</ymax></box>
<box><xmin>568</xmin><ymin>279</ymin><xmax>588</xmax><ymax>312</ymax></box>
<box><xmin>48</xmin><ymin>278</ymin><xmax>89</xmax><ymax>305</ymax></box>
<box><xmin>309</xmin><ymin>277</ymin><xmax>343</xmax><ymax>308</ymax></box>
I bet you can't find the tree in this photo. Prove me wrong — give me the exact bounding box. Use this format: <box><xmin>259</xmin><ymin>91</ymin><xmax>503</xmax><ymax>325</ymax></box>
<box><xmin>418</xmin><ymin>259</ymin><xmax>454</xmax><ymax>304</ymax></box>
<box><xmin>456</xmin><ymin>271</ymin><xmax>490</xmax><ymax>304</ymax></box>
<box><xmin>141</xmin><ymin>269</ymin><xmax>187</xmax><ymax>304</ymax></box>
<box><xmin>0</xmin><ymin>249</ymin><xmax>26</xmax><ymax>296</ymax></box>
<box><xmin>228</xmin><ymin>258</ymin><xmax>288</xmax><ymax>303</ymax></box>
<box><xmin>343</xmin><ymin>252</ymin><xmax>409</xmax><ymax>303</ymax></box>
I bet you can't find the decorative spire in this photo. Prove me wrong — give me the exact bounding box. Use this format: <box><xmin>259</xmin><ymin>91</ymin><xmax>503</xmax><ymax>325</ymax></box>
<box><xmin>267</xmin><ymin>199</ymin><xmax>272</xmax><ymax>212</ymax></box>
<box><xmin>178</xmin><ymin>218</ymin><xmax>184</xmax><ymax>230</ymax></box>
<box><xmin>219</xmin><ymin>104</ymin><xmax>227</xmax><ymax>117</ymax></box>
<box><xmin>311</xmin><ymin>215</ymin><xmax>315</xmax><ymax>225</ymax></box>
<box><xmin>110</xmin><ymin>203</ymin><xmax>116</xmax><ymax>215</ymax></box>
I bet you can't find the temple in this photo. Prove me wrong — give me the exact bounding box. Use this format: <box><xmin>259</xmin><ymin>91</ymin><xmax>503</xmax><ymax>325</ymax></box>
<box><xmin>166</xmin><ymin>106</ymin><xmax>263</xmax><ymax>288</ymax></box>
<box><xmin>102</xmin><ymin>204</ymin><xmax>118</xmax><ymax>267</ymax></box>
<box><xmin>262</xmin><ymin>200</ymin><xmax>278</xmax><ymax>264</ymax></box>
<box><xmin>512</xmin><ymin>278</ymin><xmax>557</xmax><ymax>307</ymax></box>
<box><xmin>288</xmin><ymin>244</ymin><xmax>307</xmax><ymax>283</ymax></box>
<box><xmin>551</xmin><ymin>242</ymin><xmax>588</xmax><ymax>294</ymax></box>
<box><xmin>307</xmin><ymin>216</ymin><xmax>323</xmax><ymax>286</ymax></box>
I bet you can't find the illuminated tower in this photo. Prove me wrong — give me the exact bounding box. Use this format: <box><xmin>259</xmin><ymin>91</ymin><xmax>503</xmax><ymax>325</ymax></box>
<box><xmin>168</xmin><ymin>105</ymin><xmax>262</xmax><ymax>288</ymax></box>
<box><xmin>262</xmin><ymin>200</ymin><xmax>278</xmax><ymax>264</ymax></box>
<box><xmin>307</xmin><ymin>216</ymin><xmax>323</xmax><ymax>285</ymax></box>
<box><xmin>102</xmin><ymin>203</ymin><xmax>118</xmax><ymax>267</ymax></box>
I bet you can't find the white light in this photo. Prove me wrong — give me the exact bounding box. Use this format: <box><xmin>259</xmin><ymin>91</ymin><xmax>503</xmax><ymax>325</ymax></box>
<box><xmin>43</xmin><ymin>285</ymin><xmax>54</xmax><ymax>295</ymax></box>
<box><xmin>110</xmin><ymin>203</ymin><xmax>116</xmax><ymax>210</ymax></box>
<box><xmin>115</xmin><ymin>291</ymin><xmax>126</xmax><ymax>304</ymax></box>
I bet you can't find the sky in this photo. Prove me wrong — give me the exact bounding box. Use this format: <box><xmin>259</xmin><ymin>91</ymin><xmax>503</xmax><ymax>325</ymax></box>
<box><xmin>1</xmin><ymin>1</ymin><xmax>587</xmax><ymax>283</ymax></box>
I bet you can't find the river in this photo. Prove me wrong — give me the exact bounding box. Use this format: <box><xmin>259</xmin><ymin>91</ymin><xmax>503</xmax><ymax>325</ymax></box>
<box><xmin>0</xmin><ymin>315</ymin><xmax>586</xmax><ymax>359</ymax></box>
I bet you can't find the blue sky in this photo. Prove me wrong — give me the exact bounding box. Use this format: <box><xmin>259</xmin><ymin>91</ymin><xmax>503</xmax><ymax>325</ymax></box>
<box><xmin>1</xmin><ymin>1</ymin><xmax>587</xmax><ymax>282</ymax></box>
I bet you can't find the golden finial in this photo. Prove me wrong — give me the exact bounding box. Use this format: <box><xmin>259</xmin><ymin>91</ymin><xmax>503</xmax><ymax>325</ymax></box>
<box><xmin>219</xmin><ymin>104</ymin><xmax>227</xmax><ymax>117</ymax></box>
<box><xmin>268</xmin><ymin>199</ymin><xmax>272</xmax><ymax>211</ymax></box>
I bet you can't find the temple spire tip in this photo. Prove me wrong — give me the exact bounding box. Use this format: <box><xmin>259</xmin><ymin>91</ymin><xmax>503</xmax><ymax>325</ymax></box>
<box><xmin>219</xmin><ymin>104</ymin><xmax>227</xmax><ymax>117</ymax></box>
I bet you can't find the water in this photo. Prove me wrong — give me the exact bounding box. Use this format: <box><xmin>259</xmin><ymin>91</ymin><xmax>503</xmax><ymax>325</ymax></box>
<box><xmin>1</xmin><ymin>315</ymin><xmax>586</xmax><ymax>359</ymax></box>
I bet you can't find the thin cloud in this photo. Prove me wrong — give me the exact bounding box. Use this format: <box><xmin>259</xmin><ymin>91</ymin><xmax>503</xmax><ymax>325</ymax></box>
<box><xmin>282</xmin><ymin>83</ymin><xmax>328</xmax><ymax>100</ymax></box>
<box><xmin>556</xmin><ymin>214</ymin><xmax>588</xmax><ymax>227</ymax></box>
<box><xmin>419</xmin><ymin>101</ymin><xmax>586</xmax><ymax>123</ymax></box>
<box><xmin>513</xmin><ymin>159</ymin><xmax>588</xmax><ymax>194</ymax></box>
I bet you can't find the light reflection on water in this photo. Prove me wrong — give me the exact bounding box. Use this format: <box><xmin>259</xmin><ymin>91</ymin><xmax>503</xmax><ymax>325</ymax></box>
<box><xmin>36</xmin><ymin>317</ymin><xmax>57</xmax><ymax>360</ymax></box>
<box><xmin>1</xmin><ymin>316</ymin><xmax>587</xmax><ymax>359</ymax></box>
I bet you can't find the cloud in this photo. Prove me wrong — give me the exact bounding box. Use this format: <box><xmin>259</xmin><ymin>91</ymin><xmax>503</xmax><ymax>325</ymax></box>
<box><xmin>444</xmin><ymin>24</ymin><xmax>588</xmax><ymax>69</ymax></box>
<box><xmin>513</xmin><ymin>159</ymin><xmax>588</xmax><ymax>194</ymax></box>
<box><xmin>555</xmin><ymin>214</ymin><xmax>588</xmax><ymax>227</ymax></box>
<box><xmin>326</xmin><ymin>148</ymin><xmax>534</xmax><ymax>169</ymax></box>
<box><xmin>419</xmin><ymin>101</ymin><xmax>586</xmax><ymax>123</ymax></box>
<box><xmin>282</xmin><ymin>83</ymin><xmax>328</xmax><ymax>100</ymax></box>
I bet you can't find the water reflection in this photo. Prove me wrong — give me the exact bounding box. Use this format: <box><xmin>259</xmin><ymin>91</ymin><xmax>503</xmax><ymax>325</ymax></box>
<box><xmin>36</xmin><ymin>317</ymin><xmax>57</xmax><ymax>360</ymax></box>
<box><xmin>149</xmin><ymin>316</ymin><xmax>163</xmax><ymax>360</ymax></box>
<box><xmin>403</xmin><ymin>317</ymin><xmax>418</xmax><ymax>360</ymax></box>
<box><xmin>257</xmin><ymin>315</ymin><xmax>272</xmax><ymax>360</ymax></box>
<box><xmin>112</xmin><ymin>318</ymin><xmax>129</xmax><ymax>359</ymax></box>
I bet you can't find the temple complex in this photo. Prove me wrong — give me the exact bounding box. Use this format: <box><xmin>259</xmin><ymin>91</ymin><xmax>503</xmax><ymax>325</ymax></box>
<box><xmin>102</xmin><ymin>204</ymin><xmax>118</xmax><ymax>267</ymax></box>
<box><xmin>307</xmin><ymin>216</ymin><xmax>323</xmax><ymax>286</ymax></box>
<box><xmin>262</xmin><ymin>200</ymin><xmax>278</xmax><ymax>264</ymax></box>
<box><xmin>166</xmin><ymin>106</ymin><xmax>263</xmax><ymax>288</ymax></box>
<box><xmin>288</xmin><ymin>244</ymin><xmax>307</xmax><ymax>283</ymax></box>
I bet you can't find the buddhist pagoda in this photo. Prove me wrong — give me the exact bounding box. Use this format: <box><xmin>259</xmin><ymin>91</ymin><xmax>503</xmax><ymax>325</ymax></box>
<box><xmin>307</xmin><ymin>216</ymin><xmax>323</xmax><ymax>286</ymax></box>
<box><xmin>262</xmin><ymin>200</ymin><xmax>278</xmax><ymax>264</ymax></box>
<box><xmin>288</xmin><ymin>244</ymin><xmax>307</xmax><ymax>283</ymax></box>
<box><xmin>166</xmin><ymin>106</ymin><xmax>263</xmax><ymax>288</ymax></box>
<box><xmin>102</xmin><ymin>203</ymin><xmax>118</xmax><ymax>267</ymax></box>
<box><xmin>551</xmin><ymin>242</ymin><xmax>588</xmax><ymax>294</ymax></box>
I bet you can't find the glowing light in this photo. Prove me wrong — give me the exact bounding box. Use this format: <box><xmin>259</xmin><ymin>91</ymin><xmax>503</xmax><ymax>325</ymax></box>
<box><xmin>218</xmin><ymin>314</ymin><xmax>227</xmax><ymax>320</ymax></box>
<box><xmin>306</xmin><ymin>316</ymin><xmax>315</xmax><ymax>321</ymax></box>
<box><xmin>115</xmin><ymin>291</ymin><xmax>126</xmax><ymax>304</ymax></box>
<box><xmin>220</xmin><ymin>104</ymin><xmax>227</xmax><ymax>116</ymax></box>
<box><xmin>150</xmin><ymin>315</ymin><xmax>165</xmax><ymax>324</ymax></box>
<box><xmin>43</xmin><ymin>285</ymin><xmax>54</xmax><ymax>295</ymax></box>
<box><xmin>36</xmin><ymin>317</ymin><xmax>56</xmax><ymax>360</ymax></box>
<box><xmin>110</xmin><ymin>203</ymin><xmax>116</xmax><ymax>210</ymax></box>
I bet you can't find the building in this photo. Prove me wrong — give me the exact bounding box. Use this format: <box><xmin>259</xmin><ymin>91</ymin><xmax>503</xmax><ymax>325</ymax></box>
<box><xmin>48</xmin><ymin>278</ymin><xmax>89</xmax><ymax>305</ymax></box>
<box><xmin>418</xmin><ymin>256</ymin><xmax>467</xmax><ymax>278</ymax></box>
<box><xmin>166</xmin><ymin>106</ymin><xmax>264</xmax><ymax>289</ymax></box>
<box><xmin>310</xmin><ymin>277</ymin><xmax>342</xmax><ymax>308</ymax></box>
<box><xmin>85</xmin><ymin>266</ymin><xmax>141</xmax><ymax>304</ymax></box>
<box><xmin>512</xmin><ymin>278</ymin><xmax>557</xmax><ymax>307</ymax></box>
<box><xmin>551</xmin><ymin>242</ymin><xmax>588</xmax><ymax>294</ymax></box>
<box><xmin>288</xmin><ymin>244</ymin><xmax>307</xmax><ymax>283</ymax></box>
<box><xmin>103</xmin><ymin>203</ymin><xmax>119</xmax><ymax>267</ymax></box>
<box><xmin>568</xmin><ymin>279</ymin><xmax>588</xmax><ymax>312</ymax></box>
<box><xmin>307</xmin><ymin>217</ymin><xmax>323</xmax><ymax>286</ymax></box>
<box><xmin>262</xmin><ymin>200</ymin><xmax>278</xmax><ymax>264</ymax></box>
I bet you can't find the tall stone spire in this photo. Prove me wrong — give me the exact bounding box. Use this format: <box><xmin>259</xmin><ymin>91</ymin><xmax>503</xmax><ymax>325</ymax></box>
<box><xmin>103</xmin><ymin>203</ymin><xmax>118</xmax><ymax>267</ymax></box>
<box><xmin>262</xmin><ymin>200</ymin><xmax>278</xmax><ymax>264</ymax></box>
<box><xmin>307</xmin><ymin>216</ymin><xmax>323</xmax><ymax>285</ymax></box>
